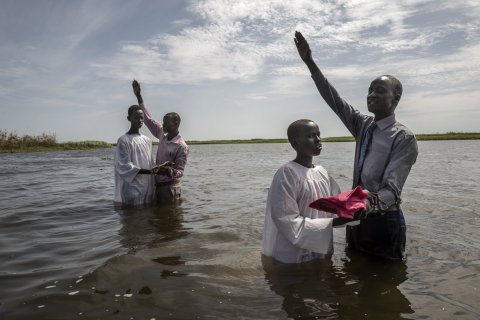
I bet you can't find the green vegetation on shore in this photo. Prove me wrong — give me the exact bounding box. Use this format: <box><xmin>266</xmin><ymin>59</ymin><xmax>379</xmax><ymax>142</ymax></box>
<box><xmin>1</xmin><ymin>130</ymin><xmax>479</xmax><ymax>152</ymax></box>
<box><xmin>185</xmin><ymin>136</ymin><xmax>355</xmax><ymax>144</ymax></box>
<box><xmin>186</xmin><ymin>132</ymin><xmax>480</xmax><ymax>145</ymax></box>
<box><xmin>416</xmin><ymin>132</ymin><xmax>480</xmax><ymax>141</ymax></box>
<box><xmin>0</xmin><ymin>130</ymin><xmax>112</xmax><ymax>153</ymax></box>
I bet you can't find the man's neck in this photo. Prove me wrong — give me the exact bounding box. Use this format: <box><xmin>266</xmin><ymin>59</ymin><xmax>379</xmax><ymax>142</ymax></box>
<box><xmin>374</xmin><ymin>112</ymin><xmax>394</xmax><ymax>122</ymax></box>
<box><xmin>167</xmin><ymin>131</ymin><xmax>179</xmax><ymax>140</ymax></box>
<box><xmin>294</xmin><ymin>155</ymin><xmax>313</xmax><ymax>168</ymax></box>
<box><xmin>127</xmin><ymin>127</ymin><xmax>140</xmax><ymax>135</ymax></box>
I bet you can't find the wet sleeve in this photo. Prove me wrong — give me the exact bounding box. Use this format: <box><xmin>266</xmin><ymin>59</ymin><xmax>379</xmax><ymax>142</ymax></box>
<box><xmin>269</xmin><ymin>168</ymin><xmax>333</xmax><ymax>254</ymax></box>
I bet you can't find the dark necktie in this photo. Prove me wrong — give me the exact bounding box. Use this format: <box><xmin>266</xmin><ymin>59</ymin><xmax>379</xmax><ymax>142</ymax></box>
<box><xmin>355</xmin><ymin>122</ymin><xmax>377</xmax><ymax>186</ymax></box>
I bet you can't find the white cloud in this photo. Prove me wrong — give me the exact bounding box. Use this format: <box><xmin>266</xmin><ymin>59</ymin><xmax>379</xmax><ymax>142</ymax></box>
<box><xmin>94</xmin><ymin>0</ymin><xmax>479</xmax><ymax>88</ymax></box>
<box><xmin>93</xmin><ymin>0</ymin><xmax>342</xmax><ymax>84</ymax></box>
<box><xmin>1</xmin><ymin>0</ymin><xmax>479</xmax><ymax>141</ymax></box>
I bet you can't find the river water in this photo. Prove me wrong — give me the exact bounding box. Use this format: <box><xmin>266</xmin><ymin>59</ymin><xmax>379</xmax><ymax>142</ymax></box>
<box><xmin>0</xmin><ymin>141</ymin><xmax>479</xmax><ymax>319</ymax></box>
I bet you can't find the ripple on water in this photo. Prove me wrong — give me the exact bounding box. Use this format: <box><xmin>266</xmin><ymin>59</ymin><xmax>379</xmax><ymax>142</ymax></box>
<box><xmin>1</xmin><ymin>142</ymin><xmax>480</xmax><ymax>319</ymax></box>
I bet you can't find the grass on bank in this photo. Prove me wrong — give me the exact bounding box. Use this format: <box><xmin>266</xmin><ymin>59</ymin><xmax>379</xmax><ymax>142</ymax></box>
<box><xmin>185</xmin><ymin>137</ymin><xmax>355</xmax><ymax>144</ymax></box>
<box><xmin>1</xmin><ymin>130</ymin><xmax>479</xmax><ymax>152</ymax></box>
<box><xmin>415</xmin><ymin>132</ymin><xmax>480</xmax><ymax>141</ymax></box>
<box><xmin>186</xmin><ymin>132</ymin><xmax>480</xmax><ymax>145</ymax></box>
<box><xmin>0</xmin><ymin>130</ymin><xmax>111</xmax><ymax>153</ymax></box>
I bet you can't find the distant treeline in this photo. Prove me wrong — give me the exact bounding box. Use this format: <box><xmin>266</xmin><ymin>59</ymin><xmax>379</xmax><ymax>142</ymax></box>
<box><xmin>0</xmin><ymin>130</ymin><xmax>111</xmax><ymax>153</ymax></box>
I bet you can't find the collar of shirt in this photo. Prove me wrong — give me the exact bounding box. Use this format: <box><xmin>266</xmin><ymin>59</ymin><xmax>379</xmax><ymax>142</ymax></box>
<box><xmin>163</xmin><ymin>133</ymin><xmax>183</xmax><ymax>144</ymax></box>
<box><xmin>375</xmin><ymin>114</ymin><xmax>396</xmax><ymax>131</ymax></box>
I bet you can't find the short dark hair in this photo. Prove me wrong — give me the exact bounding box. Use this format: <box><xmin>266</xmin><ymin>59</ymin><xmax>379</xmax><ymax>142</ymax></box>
<box><xmin>287</xmin><ymin>119</ymin><xmax>314</xmax><ymax>141</ymax></box>
<box><xmin>128</xmin><ymin>105</ymin><xmax>142</xmax><ymax>117</ymax></box>
<box><xmin>164</xmin><ymin>112</ymin><xmax>181</xmax><ymax>124</ymax></box>
<box><xmin>383</xmin><ymin>75</ymin><xmax>403</xmax><ymax>102</ymax></box>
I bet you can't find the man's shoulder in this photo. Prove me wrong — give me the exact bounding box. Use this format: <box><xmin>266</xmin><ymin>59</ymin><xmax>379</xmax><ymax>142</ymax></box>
<box><xmin>117</xmin><ymin>133</ymin><xmax>129</xmax><ymax>143</ymax></box>
<box><xmin>117</xmin><ymin>133</ymin><xmax>151</xmax><ymax>145</ymax></box>
<box><xmin>170</xmin><ymin>134</ymin><xmax>189</xmax><ymax>151</ymax></box>
<box><xmin>273</xmin><ymin>162</ymin><xmax>333</xmax><ymax>189</ymax></box>
<box><xmin>274</xmin><ymin>161</ymin><xmax>296</xmax><ymax>177</ymax></box>
<box><xmin>280</xmin><ymin>160</ymin><xmax>297</xmax><ymax>170</ymax></box>
<box><xmin>177</xmin><ymin>135</ymin><xmax>188</xmax><ymax>148</ymax></box>
<box><xmin>139</xmin><ymin>133</ymin><xmax>152</xmax><ymax>142</ymax></box>
<box><xmin>312</xmin><ymin>164</ymin><xmax>329</xmax><ymax>176</ymax></box>
<box><xmin>275</xmin><ymin>161</ymin><xmax>317</xmax><ymax>181</ymax></box>
<box><xmin>393</xmin><ymin>121</ymin><xmax>417</xmax><ymax>141</ymax></box>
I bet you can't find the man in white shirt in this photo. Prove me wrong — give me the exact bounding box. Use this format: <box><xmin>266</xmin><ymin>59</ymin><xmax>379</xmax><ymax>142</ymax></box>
<box><xmin>294</xmin><ymin>31</ymin><xmax>418</xmax><ymax>261</ymax></box>
<box><xmin>114</xmin><ymin>105</ymin><xmax>157</xmax><ymax>206</ymax></box>
<box><xmin>262</xmin><ymin>119</ymin><xmax>350</xmax><ymax>263</ymax></box>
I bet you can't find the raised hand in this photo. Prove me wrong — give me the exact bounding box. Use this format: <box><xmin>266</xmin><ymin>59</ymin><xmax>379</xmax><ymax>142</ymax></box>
<box><xmin>132</xmin><ymin>80</ymin><xmax>143</xmax><ymax>103</ymax></box>
<box><xmin>132</xmin><ymin>80</ymin><xmax>141</xmax><ymax>96</ymax></box>
<box><xmin>294</xmin><ymin>31</ymin><xmax>312</xmax><ymax>63</ymax></box>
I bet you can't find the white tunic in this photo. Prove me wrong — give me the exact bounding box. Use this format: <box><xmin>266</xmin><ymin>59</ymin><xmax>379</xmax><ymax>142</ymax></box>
<box><xmin>262</xmin><ymin>161</ymin><xmax>341</xmax><ymax>263</ymax></box>
<box><xmin>114</xmin><ymin>133</ymin><xmax>154</xmax><ymax>206</ymax></box>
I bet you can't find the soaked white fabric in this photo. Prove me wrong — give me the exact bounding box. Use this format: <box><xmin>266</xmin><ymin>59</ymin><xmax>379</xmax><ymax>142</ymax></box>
<box><xmin>262</xmin><ymin>161</ymin><xmax>341</xmax><ymax>263</ymax></box>
<box><xmin>114</xmin><ymin>133</ymin><xmax>154</xmax><ymax>206</ymax></box>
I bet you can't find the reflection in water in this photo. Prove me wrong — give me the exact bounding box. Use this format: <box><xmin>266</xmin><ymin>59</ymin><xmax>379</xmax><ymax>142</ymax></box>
<box><xmin>262</xmin><ymin>255</ymin><xmax>340</xmax><ymax>319</ymax></box>
<box><xmin>339</xmin><ymin>249</ymin><xmax>413</xmax><ymax>319</ymax></box>
<box><xmin>115</xmin><ymin>203</ymin><xmax>189</xmax><ymax>253</ymax></box>
<box><xmin>263</xmin><ymin>249</ymin><xmax>413</xmax><ymax>319</ymax></box>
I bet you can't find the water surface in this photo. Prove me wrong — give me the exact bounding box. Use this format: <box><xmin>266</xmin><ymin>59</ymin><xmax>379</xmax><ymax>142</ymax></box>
<box><xmin>0</xmin><ymin>141</ymin><xmax>479</xmax><ymax>319</ymax></box>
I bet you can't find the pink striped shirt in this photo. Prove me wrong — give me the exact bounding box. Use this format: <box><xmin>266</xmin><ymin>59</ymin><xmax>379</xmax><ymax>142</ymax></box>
<box><xmin>139</xmin><ymin>103</ymin><xmax>188</xmax><ymax>184</ymax></box>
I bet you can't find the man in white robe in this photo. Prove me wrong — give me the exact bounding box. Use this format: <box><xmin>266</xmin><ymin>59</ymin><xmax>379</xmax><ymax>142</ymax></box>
<box><xmin>262</xmin><ymin>119</ymin><xmax>345</xmax><ymax>263</ymax></box>
<box><xmin>114</xmin><ymin>105</ymin><xmax>155</xmax><ymax>206</ymax></box>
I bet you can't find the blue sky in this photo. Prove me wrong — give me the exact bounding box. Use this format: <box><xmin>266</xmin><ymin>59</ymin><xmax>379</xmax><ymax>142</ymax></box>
<box><xmin>1</xmin><ymin>0</ymin><xmax>479</xmax><ymax>143</ymax></box>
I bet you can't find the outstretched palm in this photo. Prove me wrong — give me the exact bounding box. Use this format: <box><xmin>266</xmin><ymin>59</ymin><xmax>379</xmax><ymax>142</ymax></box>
<box><xmin>294</xmin><ymin>31</ymin><xmax>312</xmax><ymax>62</ymax></box>
<box><xmin>132</xmin><ymin>80</ymin><xmax>141</xmax><ymax>97</ymax></box>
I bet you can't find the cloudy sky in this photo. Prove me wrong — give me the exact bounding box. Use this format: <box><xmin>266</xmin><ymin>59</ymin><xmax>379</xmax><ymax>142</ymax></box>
<box><xmin>1</xmin><ymin>0</ymin><xmax>479</xmax><ymax>142</ymax></box>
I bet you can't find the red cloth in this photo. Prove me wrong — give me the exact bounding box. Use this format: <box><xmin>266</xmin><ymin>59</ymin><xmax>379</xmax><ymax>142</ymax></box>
<box><xmin>309</xmin><ymin>186</ymin><xmax>368</xmax><ymax>219</ymax></box>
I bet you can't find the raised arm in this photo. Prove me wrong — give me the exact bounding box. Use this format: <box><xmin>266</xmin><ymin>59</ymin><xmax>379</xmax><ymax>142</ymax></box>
<box><xmin>294</xmin><ymin>31</ymin><xmax>320</xmax><ymax>75</ymax></box>
<box><xmin>132</xmin><ymin>80</ymin><xmax>164</xmax><ymax>138</ymax></box>
<box><xmin>295</xmin><ymin>31</ymin><xmax>366</xmax><ymax>137</ymax></box>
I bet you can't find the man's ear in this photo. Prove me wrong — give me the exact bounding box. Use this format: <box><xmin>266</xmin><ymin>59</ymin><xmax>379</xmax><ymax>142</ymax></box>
<box><xmin>392</xmin><ymin>94</ymin><xmax>401</xmax><ymax>108</ymax></box>
<box><xmin>290</xmin><ymin>138</ymin><xmax>298</xmax><ymax>150</ymax></box>
<box><xmin>127</xmin><ymin>115</ymin><xmax>131</xmax><ymax>122</ymax></box>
